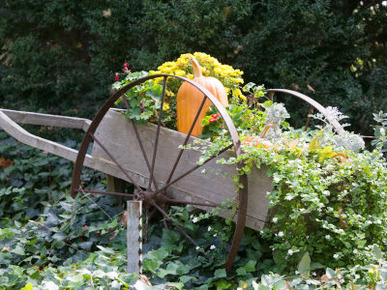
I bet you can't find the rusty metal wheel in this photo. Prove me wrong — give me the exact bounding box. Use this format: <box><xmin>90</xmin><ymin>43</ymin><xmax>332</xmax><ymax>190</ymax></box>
<box><xmin>70</xmin><ymin>74</ymin><xmax>248</xmax><ymax>272</ymax></box>
<box><xmin>265</xmin><ymin>89</ymin><xmax>345</xmax><ymax>135</ymax></box>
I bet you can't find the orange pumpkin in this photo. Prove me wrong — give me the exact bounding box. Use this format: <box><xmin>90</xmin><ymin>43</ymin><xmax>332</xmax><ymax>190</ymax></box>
<box><xmin>176</xmin><ymin>58</ymin><xmax>228</xmax><ymax>137</ymax></box>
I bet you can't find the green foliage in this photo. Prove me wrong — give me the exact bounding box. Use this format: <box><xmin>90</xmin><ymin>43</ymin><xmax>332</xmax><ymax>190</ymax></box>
<box><xmin>113</xmin><ymin>71</ymin><xmax>171</xmax><ymax>125</ymax></box>
<box><xmin>1</xmin><ymin>128</ymin><xmax>387</xmax><ymax>288</ymax></box>
<box><xmin>241</xmin><ymin>244</ymin><xmax>387</xmax><ymax>289</ymax></box>
<box><xmin>372</xmin><ymin>111</ymin><xmax>387</xmax><ymax>155</ymax></box>
<box><xmin>204</xmin><ymin>97</ymin><xmax>387</xmax><ymax>273</ymax></box>
<box><xmin>237</xmin><ymin>1</ymin><xmax>386</xmax><ymax>134</ymax></box>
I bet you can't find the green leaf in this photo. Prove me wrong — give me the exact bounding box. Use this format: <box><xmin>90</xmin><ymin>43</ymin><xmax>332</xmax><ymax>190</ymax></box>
<box><xmin>143</xmin><ymin>258</ymin><xmax>163</xmax><ymax>274</ymax></box>
<box><xmin>244</xmin><ymin>259</ymin><xmax>257</xmax><ymax>272</ymax></box>
<box><xmin>214</xmin><ymin>268</ymin><xmax>227</xmax><ymax>279</ymax></box>
<box><xmin>96</xmin><ymin>245</ymin><xmax>115</xmax><ymax>254</ymax></box>
<box><xmin>214</xmin><ymin>279</ymin><xmax>233</xmax><ymax>289</ymax></box>
<box><xmin>147</xmin><ymin>247</ymin><xmax>170</xmax><ymax>262</ymax></box>
<box><xmin>273</xmin><ymin>279</ymin><xmax>287</xmax><ymax>290</ymax></box>
<box><xmin>380</xmin><ymin>269</ymin><xmax>387</xmax><ymax>282</ymax></box>
<box><xmin>11</xmin><ymin>245</ymin><xmax>25</xmax><ymax>255</ymax></box>
<box><xmin>236</xmin><ymin>267</ymin><xmax>247</xmax><ymax>276</ymax></box>
<box><xmin>157</xmin><ymin>261</ymin><xmax>190</xmax><ymax>278</ymax></box>
<box><xmin>372</xmin><ymin>244</ymin><xmax>383</xmax><ymax>260</ymax></box>
<box><xmin>20</xmin><ymin>282</ymin><xmax>33</xmax><ymax>290</ymax></box>
<box><xmin>326</xmin><ymin>268</ymin><xmax>336</xmax><ymax>279</ymax></box>
<box><xmin>0</xmin><ymin>228</ymin><xmax>15</xmax><ymax>240</ymax></box>
<box><xmin>179</xmin><ymin>275</ymin><xmax>197</xmax><ymax>284</ymax></box>
<box><xmin>298</xmin><ymin>252</ymin><xmax>311</xmax><ymax>275</ymax></box>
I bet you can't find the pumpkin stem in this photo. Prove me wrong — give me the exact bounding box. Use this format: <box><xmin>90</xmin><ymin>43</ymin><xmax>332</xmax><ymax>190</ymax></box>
<box><xmin>190</xmin><ymin>58</ymin><xmax>203</xmax><ymax>78</ymax></box>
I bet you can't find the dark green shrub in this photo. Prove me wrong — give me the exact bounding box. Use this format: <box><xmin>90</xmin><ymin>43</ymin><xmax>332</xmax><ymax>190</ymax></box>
<box><xmin>0</xmin><ymin>0</ymin><xmax>385</xmax><ymax>134</ymax></box>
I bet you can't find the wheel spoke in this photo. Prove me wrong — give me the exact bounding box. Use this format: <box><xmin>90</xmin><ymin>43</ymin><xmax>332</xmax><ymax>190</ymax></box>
<box><xmin>73</xmin><ymin>188</ymin><xmax>134</xmax><ymax>198</ymax></box>
<box><xmin>89</xmin><ymin>131</ymin><xmax>143</xmax><ymax>191</ymax></box>
<box><xmin>148</xmin><ymin>76</ymin><xmax>167</xmax><ymax>190</ymax></box>
<box><xmin>121</xmin><ymin>95</ymin><xmax>159</xmax><ymax>190</ymax></box>
<box><xmin>154</xmin><ymin>144</ymin><xmax>232</xmax><ymax>196</ymax></box>
<box><xmin>165</xmin><ymin>95</ymin><xmax>207</xmax><ymax>185</ymax></box>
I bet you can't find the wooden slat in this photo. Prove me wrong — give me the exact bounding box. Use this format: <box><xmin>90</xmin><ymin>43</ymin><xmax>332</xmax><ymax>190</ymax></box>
<box><xmin>0</xmin><ymin>109</ymin><xmax>91</xmax><ymax>131</ymax></box>
<box><xmin>0</xmin><ymin>109</ymin><xmax>84</xmax><ymax>162</ymax></box>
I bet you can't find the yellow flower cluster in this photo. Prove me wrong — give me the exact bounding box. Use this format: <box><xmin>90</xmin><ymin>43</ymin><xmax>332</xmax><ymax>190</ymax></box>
<box><xmin>151</xmin><ymin>52</ymin><xmax>244</xmax><ymax>101</ymax></box>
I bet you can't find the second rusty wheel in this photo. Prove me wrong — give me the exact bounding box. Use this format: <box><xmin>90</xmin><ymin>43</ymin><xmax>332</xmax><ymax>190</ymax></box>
<box><xmin>70</xmin><ymin>74</ymin><xmax>249</xmax><ymax>272</ymax></box>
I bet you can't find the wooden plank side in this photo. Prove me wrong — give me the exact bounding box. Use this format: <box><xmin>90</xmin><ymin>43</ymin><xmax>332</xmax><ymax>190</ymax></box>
<box><xmin>92</xmin><ymin>109</ymin><xmax>271</xmax><ymax>231</ymax></box>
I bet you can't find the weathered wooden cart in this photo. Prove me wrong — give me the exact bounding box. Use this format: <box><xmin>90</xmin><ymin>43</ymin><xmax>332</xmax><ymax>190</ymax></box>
<box><xmin>0</xmin><ymin>74</ymin><xmax>344</xmax><ymax>274</ymax></box>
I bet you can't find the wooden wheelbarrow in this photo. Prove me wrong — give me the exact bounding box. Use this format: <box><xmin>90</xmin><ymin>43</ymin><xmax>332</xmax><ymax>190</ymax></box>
<box><xmin>0</xmin><ymin>74</ymin><xmax>344</xmax><ymax>274</ymax></box>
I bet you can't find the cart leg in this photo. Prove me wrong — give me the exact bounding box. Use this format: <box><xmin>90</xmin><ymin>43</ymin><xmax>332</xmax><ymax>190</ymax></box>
<box><xmin>127</xmin><ymin>200</ymin><xmax>143</xmax><ymax>275</ymax></box>
<box><xmin>106</xmin><ymin>174</ymin><xmax>126</xmax><ymax>204</ymax></box>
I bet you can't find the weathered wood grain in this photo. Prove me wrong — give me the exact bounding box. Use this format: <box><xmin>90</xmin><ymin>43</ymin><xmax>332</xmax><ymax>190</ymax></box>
<box><xmin>0</xmin><ymin>109</ymin><xmax>91</xmax><ymax>130</ymax></box>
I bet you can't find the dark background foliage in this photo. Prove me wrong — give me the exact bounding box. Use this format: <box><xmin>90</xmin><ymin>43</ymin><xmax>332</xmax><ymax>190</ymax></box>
<box><xmin>0</xmin><ymin>0</ymin><xmax>385</xmax><ymax>134</ymax></box>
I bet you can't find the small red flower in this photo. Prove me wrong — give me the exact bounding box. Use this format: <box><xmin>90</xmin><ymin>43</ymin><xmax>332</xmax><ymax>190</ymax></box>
<box><xmin>115</xmin><ymin>73</ymin><xmax>119</xmax><ymax>81</ymax></box>
<box><xmin>209</xmin><ymin>113</ymin><xmax>220</xmax><ymax>123</ymax></box>
<box><xmin>122</xmin><ymin>63</ymin><xmax>130</xmax><ymax>74</ymax></box>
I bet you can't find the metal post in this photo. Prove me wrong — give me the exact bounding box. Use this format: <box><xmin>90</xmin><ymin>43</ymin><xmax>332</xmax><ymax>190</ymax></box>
<box><xmin>127</xmin><ymin>200</ymin><xmax>142</xmax><ymax>275</ymax></box>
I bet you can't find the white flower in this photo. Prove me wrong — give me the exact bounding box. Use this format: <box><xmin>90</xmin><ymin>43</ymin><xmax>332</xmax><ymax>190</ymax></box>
<box><xmin>312</xmin><ymin>272</ymin><xmax>317</xmax><ymax>277</ymax></box>
<box><xmin>325</xmin><ymin>235</ymin><xmax>331</xmax><ymax>239</ymax></box>
<box><xmin>192</xmin><ymin>217</ymin><xmax>198</xmax><ymax>223</ymax></box>
<box><xmin>41</xmin><ymin>281</ymin><xmax>59</xmax><ymax>290</ymax></box>
<box><xmin>288</xmin><ymin>249</ymin><xmax>294</xmax><ymax>255</ymax></box>
<box><xmin>285</xmin><ymin>195</ymin><xmax>293</xmax><ymax>201</ymax></box>
<box><xmin>201</xmin><ymin>169</ymin><xmax>207</xmax><ymax>174</ymax></box>
<box><xmin>333</xmin><ymin>253</ymin><xmax>339</xmax><ymax>259</ymax></box>
<box><xmin>213</xmin><ymin>233</ymin><xmax>217</xmax><ymax>237</ymax></box>
<box><xmin>208</xmin><ymin>226</ymin><xmax>212</xmax><ymax>231</ymax></box>
<box><xmin>210</xmin><ymin>244</ymin><xmax>216</xmax><ymax>250</ymax></box>
<box><xmin>252</xmin><ymin>280</ymin><xmax>259</xmax><ymax>290</ymax></box>
<box><xmin>353</xmin><ymin>249</ymin><xmax>358</xmax><ymax>254</ymax></box>
<box><xmin>196</xmin><ymin>246</ymin><xmax>200</xmax><ymax>250</ymax></box>
<box><xmin>272</xmin><ymin>217</ymin><xmax>278</xmax><ymax>223</ymax></box>
<box><xmin>295</xmin><ymin>270</ymin><xmax>299</xmax><ymax>275</ymax></box>
<box><xmin>266</xmin><ymin>191</ymin><xmax>272</xmax><ymax>196</ymax></box>
<box><xmin>278</xmin><ymin>231</ymin><xmax>284</xmax><ymax>237</ymax></box>
<box><xmin>111</xmin><ymin>281</ymin><xmax>121</xmax><ymax>288</ymax></box>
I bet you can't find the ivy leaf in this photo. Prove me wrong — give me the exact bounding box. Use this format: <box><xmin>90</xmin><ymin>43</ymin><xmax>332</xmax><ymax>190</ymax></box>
<box><xmin>326</xmin><ymin>268</ymin><xmax>336</xmax><ymax>279</ymax></box>
<box><xmin>157</xmin><ymin>261</ymin><xmax>190</xmax><ymax>278</ymax></box>
<box><xmin>298</xmin><ymin>252</ymin><xmax>311</xmax><ymax>275</ymax></box>
<box><xmin>372</xmin><ymin>244</ymin><xmax>382</xmax><ymax>260</ymax></box>
<box><xmin>214</xmin><ymin>268</ymin><xmax>227</xmax><ymax>279</ymax></box>
<box><xmin>11</xmin><ymin>245</ymin><xmax>25</xmax><ymax>256</ymax></box>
